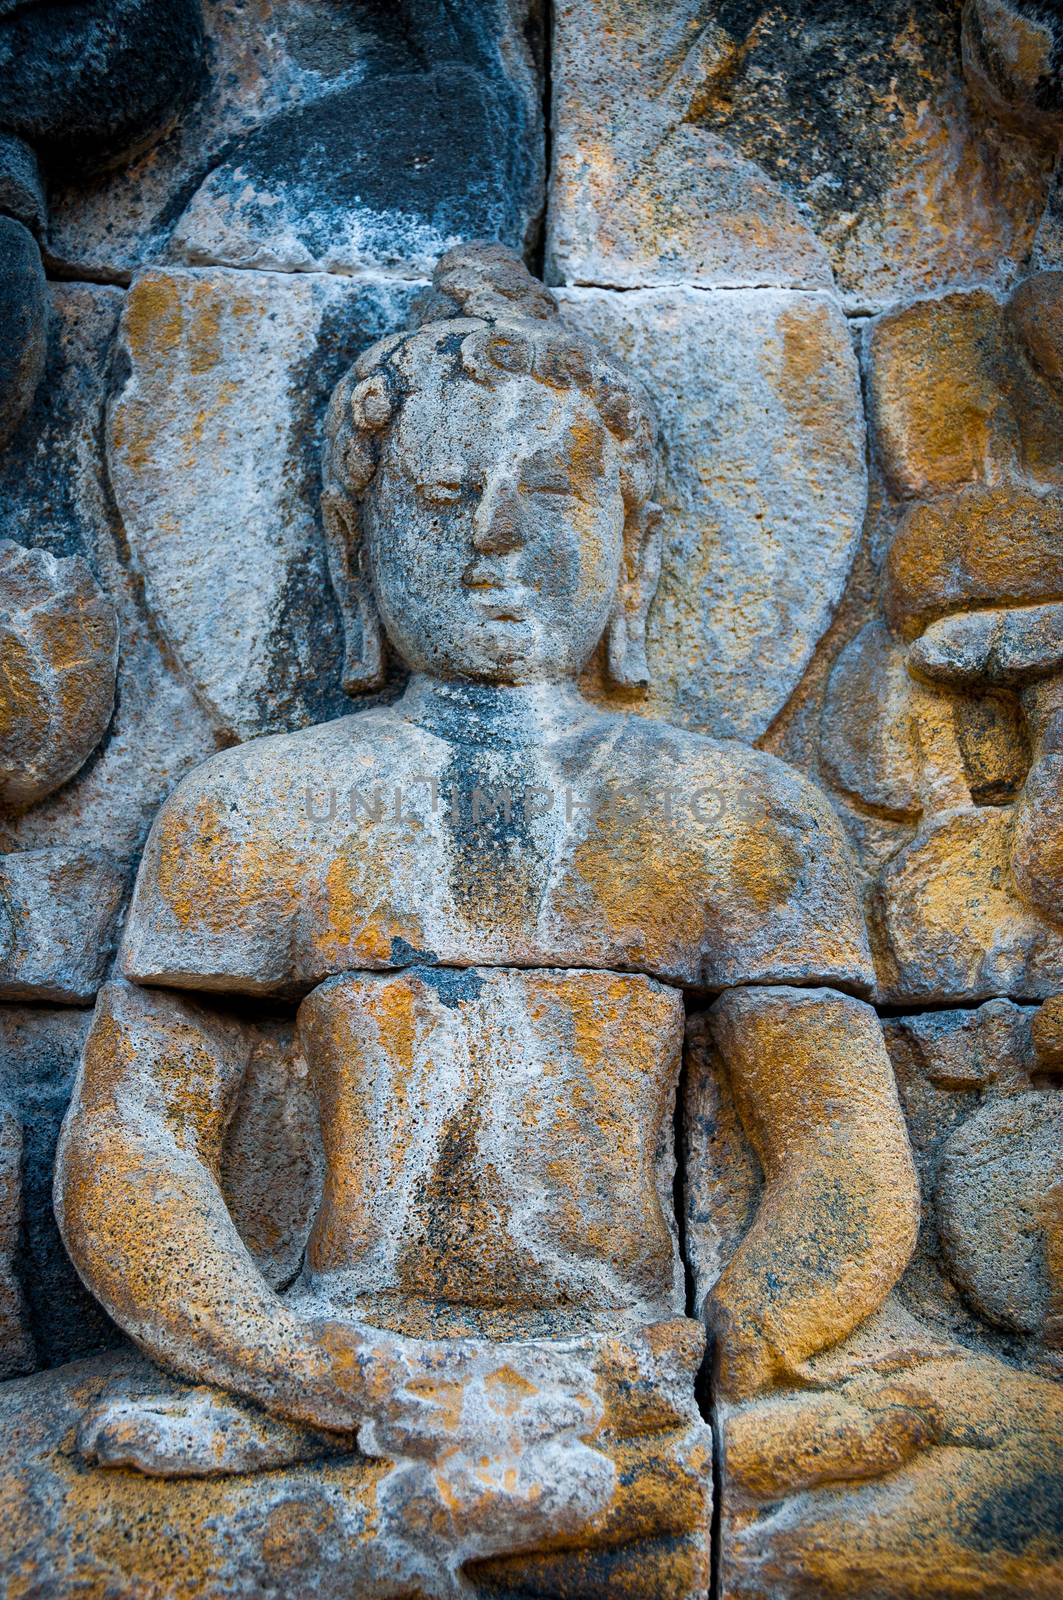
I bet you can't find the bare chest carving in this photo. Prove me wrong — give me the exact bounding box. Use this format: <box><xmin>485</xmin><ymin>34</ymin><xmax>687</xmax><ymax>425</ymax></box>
<box><xmin>294</xmin><ymin>966</ymin><xmax>685</xmax><ymax>1336</ymax></box>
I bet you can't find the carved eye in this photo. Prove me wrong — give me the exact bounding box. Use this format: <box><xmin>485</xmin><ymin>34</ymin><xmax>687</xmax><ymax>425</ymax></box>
<box><xmin>422</xmin><ymin>479</ymin><xmax>463</xmax><ymax>504</ymax></box>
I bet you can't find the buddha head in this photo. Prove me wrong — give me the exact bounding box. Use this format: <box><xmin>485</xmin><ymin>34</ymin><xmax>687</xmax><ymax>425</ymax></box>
<box><xmin>322</xmin><ymin>243</ymin><xmax>660</xmax><ymax>691</ymax></box>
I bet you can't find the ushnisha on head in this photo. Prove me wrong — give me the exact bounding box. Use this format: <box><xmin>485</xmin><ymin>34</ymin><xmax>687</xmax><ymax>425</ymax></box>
<box><xmin>322</xmin><ymin>242</ymin><xmax>661</xmax><ymax>691</ymax></box>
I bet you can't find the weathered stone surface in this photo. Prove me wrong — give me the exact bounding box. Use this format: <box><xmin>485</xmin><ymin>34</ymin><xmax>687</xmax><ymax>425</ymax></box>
<box><xmin>909</xmin><ymin>602</ymin><xmax>1063</xmax><ymax>687</ymax></box>
<box><xmin>221</xmin><ymin>1027</ymin><xmax>322</xmax><ymax>1292</ymax></box>
<box><xmin>295</xmin><ymin>967</ymin><xmax>686</xmax><ymax>1323</ymax></box>
<box><xmin>4</xmin><ymin>248</ymin><xmax>911</xmax><ymax>1592</ymax></box>
<box><xmin>46</xmin><ymin>0</ymin><xmax>544</xmax><ymax>281</ymax></box>
<box><xmin>937</xmin><ymin>1088</ymin><xmax>1063</xmax><ymax>1336</ymax></box>
<box><xmin>867</xmin><ymin>276</ymin><xmax>1063</xmax><ymax>502</ymax></box>
<box><xmin>0</xmin><ymin>217</ymin><xmax>45</xmax><ymax>450</ymax></box>
<box><xmin>685</xmin><ymin>987</ymin><xmax>919</xmax><ymax>1397</ymax></box>
<box><xmin>690</xmin><ymin>985</ymin><xmax>1063</xmax><ymax>1599</ymax></box>
<box><xmin>0</xmin><ymin>1099</ymin><xmax>33</xmax><ymax>1379</ymax></box>
<box><xmin>0</xmin><ymin>1006</ymin><xmax>109</xmax><ymax>1368</ymax></box>
<box><xmin>962</xmin><ymin>0</ymin><xmax>1063</xmax><ymax>133</ymax></box>
<box><xmin>883</xmin><ymin>995</ymin><xmax>1063</xmax><ymax>1364</ymax></box>
<box><xmin>547</xmin><ymin>0</ymin><xmax>832</xmax><ymax>290</ymax></box>
<box><xmin>561</xmin><ymin>286</ymin><xmax>866</xmax><ymax>741</ymax></box>
<box><xmin>821</xmin><ymin>616</ymin><xmax>1032</xmax><ymax>821</ymax></box>
<box><xmin>820</xmin><ymin>619</ymin><xmax>927</xmax><ymax>819</ymax></box>
<box><xmin>886</xmin><ymin>485</ymin><xmax>1063</xmax><ymax>640</ymax></box>
<box><xmin>868</xmin><ymin>292</ymin><xmax>1016</xmax><ymax>499</ymax></box>
<box><xmin>0</xmin><ymin>1326</ymin><xmax>711</xmax><ymax>1599</ymax></box>
<box><xmin>0</xmin><ymin>132</ymin><xmax>45</xmax><ymax>236</ymax></box>
<box><xmin>0</xmin><ymin>540</ymin><xmax>118</xmax><ymax>810</ymax></box>
<box><xmin>1033</xmin><ymin>990</ymin><xmax>1063</xmax><ymax>1068</ymax></box>
<box><xmin>106</xmin><ymin>267</ymin><xmax>418</xmax><ymax>741</ymax></box>
<box><xmin>0</xmin><ymin>0</ymin><xmax>205</xmax><ymax>176</ymax></box>
<box><xmin>0</xmin><ymin>847</ymin><xmax>128</xmax><ymax>1002</ymax></box>
<box><xmin>720</xmin><ymin>1354</ymin><xmax>1063</xmax><ymax>1599</ymax></box>
<box><xmin>171</xmin><ymin>60</ymin><xmax>543</xmax><ymax>276</ymax></box>
<box><xmin>553</xmin><ymin>0</ymin><xmax>1063</xmax><ymax>307</ymax></box>
<box><xmin>0</xmin><ymin>285</ymin><xmax>216</xmax><ymax>865</ymax></box>
<box><xmin>874</xmin><ymin>805</ymin><xmax>1063</xmax><ymax>1002</ymax></box>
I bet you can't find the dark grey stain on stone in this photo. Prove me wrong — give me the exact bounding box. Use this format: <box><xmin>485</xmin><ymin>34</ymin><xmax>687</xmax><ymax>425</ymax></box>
<box><xmin>0</xmin><ymin>0</ymin><xmax>205</xmax><ymax>177</ymax></box>
<box><xmin>0</xmin><ymin>216</ymin><xmax>45</xmax><ymax>451</ymax></box>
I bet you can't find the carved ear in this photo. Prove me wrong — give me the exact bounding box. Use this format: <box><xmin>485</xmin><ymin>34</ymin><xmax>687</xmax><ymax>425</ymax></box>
<box><xmin>322</xmin><ymin>487</ymin><xmax>384</xmax><ymax>694</ymax></box>
<box><xmin>606</xmin><ymin>500</ymin><xmax>661</xmax><ymax>687</ymax></box>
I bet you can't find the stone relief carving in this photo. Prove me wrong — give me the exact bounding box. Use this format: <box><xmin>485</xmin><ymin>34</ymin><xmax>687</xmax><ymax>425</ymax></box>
<box><xmin>1</xmin><ymin>5</ymin><xmax>1063</xmax><ymax>1597</ymax></box>
<box><xmin>0</xmin><ymin>244</ymin><xmax>909</xmax><ymax>1597</ymax></box>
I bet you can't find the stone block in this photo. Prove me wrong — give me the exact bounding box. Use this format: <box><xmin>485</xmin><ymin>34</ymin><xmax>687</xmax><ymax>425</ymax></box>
<box><xmin>0</xmin><ymin>847</ymin><xmax>128</xmax><ymax>1003</ymax></box>
<box><xmin>874</xmin><ymin>806</ymin><xmax>1063</xmax><ymax>1003</ymax></box>
<box><xmin>106</xmin><ymin>267</ymin><xmax>419</xmax><ymax>741</ymax></box>
<box><xmin>547</xmin><ymin>0</ymin><xmax>832</xmax><ymax>290</ymax></box>
<box><xmin>561</xmin><ymin>286</ymin><xmax>865</xmax><ymax>740</ymax></box>
<box><xmin>885</xmin><ymin>486</ymin><xmax>1063</xmax><ymax>642</ymax></box>
<box><xmin>171</xmin><ymin>58</ymin><xmax>543</xmax><ymax>276</ymax></box>
<box><xmin>549</xmin><ymin>0</ymin><xmax>1063</xmax><ymax>308</ymax></box>
<box><xmin>867</xmin><ymin>292</ymin><xmax>1016</xmax><ymax>499</ymax></box>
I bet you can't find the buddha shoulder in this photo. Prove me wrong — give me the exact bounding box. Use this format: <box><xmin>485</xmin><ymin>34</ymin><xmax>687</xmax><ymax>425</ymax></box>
<box><xmin>603</xmin><ymin>717</ymin><xmax>875</xmax><ymax>993</ymax></box>
<box><xmin>119</xmin><ymin>708</ymin><xmax>407</xmax><ymax>994</ymax></box>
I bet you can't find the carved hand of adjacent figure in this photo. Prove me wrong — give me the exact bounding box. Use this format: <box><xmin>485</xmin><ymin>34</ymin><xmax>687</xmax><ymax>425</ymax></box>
<box><xmin>723</xmin><ymin>1375</ymin><xmax>947</xmax><ymax>1500</ymax></box>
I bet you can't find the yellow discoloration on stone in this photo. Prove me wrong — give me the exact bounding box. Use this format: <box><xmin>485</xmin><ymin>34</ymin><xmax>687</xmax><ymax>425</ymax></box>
<box><xmin>869</xmin><ymin>293</ymin><xmax>1015</xmax><ymax>499</ymax></box>
<box><xmin>886</xmin><ymin>485</ymin><xmax>1063</xmax><ymax>640</ymax></box>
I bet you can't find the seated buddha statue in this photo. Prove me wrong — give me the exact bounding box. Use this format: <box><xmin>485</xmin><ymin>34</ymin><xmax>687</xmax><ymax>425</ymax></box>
<box><xmin>0</xmin><ymin>246</ymin><xmax>921</xmax><ymax>1599</ymax></box>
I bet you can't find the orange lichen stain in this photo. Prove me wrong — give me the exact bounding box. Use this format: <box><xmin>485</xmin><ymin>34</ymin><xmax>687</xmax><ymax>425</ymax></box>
<box><xmin>313</xmin><ymin>844</ymin><xmax>425</xmax><ymax>967</ymax></box>
<box><xmin>154</xmin><ymin>795</ymin><xmax>299</xmax><ymax>935</ymax></box>
<box><xmin>886</xmin><ymin>485</ymin><xmax>1063</xmax><ymax>638</ymax></box>
<box><xmin>0</xmin><ymin>631</ymin><xmax>40</xmax><ymax>742</ymax></box>
<box><xmin>298</xmin><ymin>992</ymin><xmax>375</xmax><ymax>1270</ymax></box>
<box><xmin>3</xmin><ymin>1421</ymin><xmax>390</xmax><ymax>1600</ymax></box>
<box><xmin>124</xmin><ymin>274</ymin><xmax>184</xmax><ymax>366</ymax></box>
<box><xmin>568</xmin><ymin>808</ymin><xmax>705</xmax><ymax>965</ymax></box>
<box><xmin>189</xmin><ymin>380</ymin><xmax>239</xmax><ymax>450</ymax></box>
<box><xmin>870</xmin><ymin>293</ymin><xmax>1013</xmax><ymax>497</ymax></box>
<box><xmin>765</xmin><ymin>302</ymin><xmax>850</xmax><ymax>464</ymax></box>
<box><xmin>186</xmin><ymin>282</ymin><xmax>224</xmax><ymax>376</ymax></box>
<box><xmin>370</xmin><ymin>981</ymin><xmax>419</xmax><ymax>1184</ymax></box>
<box><xmin>484</xmin><ymin>1364</ymin><xmax>539</xmax><ymax>1418</ymax></box>
<box><xmin>407</xmin><ymin>1377</ymin><xmax>466</xmax><ymax>1435</ymax></box>
<box><xmin>728</xmin><ymin>808</ymin><xmax>804</xmax><ymax>913</ymax></box>
<box><xmin>74</xmin><ymin>1007</ymin><xmax>138</xmax><ymax>1117</ymax></box>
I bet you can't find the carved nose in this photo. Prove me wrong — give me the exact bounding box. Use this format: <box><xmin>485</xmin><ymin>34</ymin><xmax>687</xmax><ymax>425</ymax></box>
<box><xmin>472</xmin><ymin>481</ymin><xmax>524</xmax><ymax>554</ymax></box>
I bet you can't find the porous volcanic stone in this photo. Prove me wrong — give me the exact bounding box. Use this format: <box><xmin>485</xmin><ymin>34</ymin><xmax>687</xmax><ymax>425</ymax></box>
<box><xmin>551</xmin><ymin>0</ymin><xmax>1063</xmax><ymax>308</ymax></box>
<box><xmin>0</xmin><ymin>218</ymin><xmax>45</xmax><ymax>451</ymax></box>
<box><xmin>0</xmin><ymin>0</ymin><xmax>205</xmax><ymax>176</ymax></box>
<box><xmin>0</xmin><ymin>541</ymin><xmax>118</xmax><ymax>811</ymax></box>
<box><xmin>561</xmin><ymin>286</ymin><xmax>866</xmax><ymax>740</ymax></box>
<box><xmin>0</xmin><ymin>847</ymin><xmax>128</xmax><ymax>1003</ymax></box>
<box><xmin>106</xmin><ymin>267</ymin><xmax>419</xmax><ymax>741</ymax></box>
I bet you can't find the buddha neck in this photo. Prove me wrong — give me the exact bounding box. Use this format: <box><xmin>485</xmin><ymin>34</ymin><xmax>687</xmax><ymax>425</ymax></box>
<box><xmin>397</xmin><ymin>674</ymin><xmax>594</xmax><ymax>750</ymax></box>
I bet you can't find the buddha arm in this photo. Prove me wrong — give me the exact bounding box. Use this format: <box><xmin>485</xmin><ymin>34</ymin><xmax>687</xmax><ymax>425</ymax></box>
<box><xmin>702</xmin><ymin>984</ymin><xmax>919</xmax><ymax>1401</ymax></box>
<box><xmin>55</xmin><ymin>978</ymin><xmax>360</xmax><ymax>1431</ymax></box>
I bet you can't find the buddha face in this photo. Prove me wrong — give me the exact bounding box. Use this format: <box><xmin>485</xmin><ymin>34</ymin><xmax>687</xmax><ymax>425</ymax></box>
<box><xmin>361</xmin><ymin>370</ymin><xmax>627</xmax><ymax>683</ymax></box>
